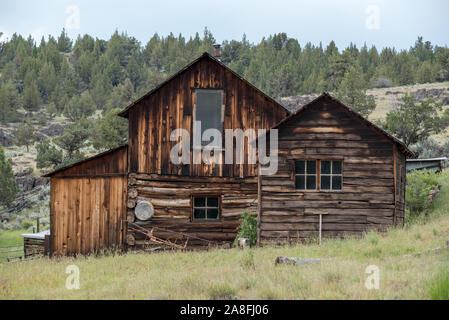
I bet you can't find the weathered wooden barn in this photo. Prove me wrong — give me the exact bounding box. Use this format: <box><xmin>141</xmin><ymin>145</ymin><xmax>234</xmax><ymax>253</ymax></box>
<box><xmin>257</xmin><ymin>93</ymin><xmax>413</xmax><ymax>243</ymax></box>
<box><xmin>45</xmin><ymin>51</ymin><xmax>413</xmax><ymax>255</ymax></box>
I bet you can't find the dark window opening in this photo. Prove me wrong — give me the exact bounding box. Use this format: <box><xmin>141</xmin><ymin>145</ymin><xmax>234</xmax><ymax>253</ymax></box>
<box><xmin>295</xmin><ymin>160</ymin><xmax>316</xmax><ymax>190</ymax></box>
<box><xmin>193</xmin><ymin>196</ymin><xmax>220</xmax><ymax>220</ymax></box>
<box><xmin>320</xmin><ymin>160</ymin><xmax>342</xmax><ymax>190</ymax></box>
<box><xmin>194</xmin><ymin>90</ymin><xmax>223</xmax><ymax>146</ymax></box>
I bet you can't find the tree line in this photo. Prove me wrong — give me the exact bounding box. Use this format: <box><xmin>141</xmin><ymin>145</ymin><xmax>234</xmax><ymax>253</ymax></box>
<box><xmin>0</xmin><ymin>28</ymin><xmax>448</xmax><ymax>192</ymax></box>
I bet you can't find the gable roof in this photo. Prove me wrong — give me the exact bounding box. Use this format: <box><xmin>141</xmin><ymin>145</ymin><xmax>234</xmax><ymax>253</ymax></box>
<box><xmin>117</xmin><ymin>52</ymin><xmax>290</xmax><ymax>118</ymax></box>
<box><xmin>269</xmin><ymin>92</ymin><xmax>415</xmax><ymax>158</ymax></box>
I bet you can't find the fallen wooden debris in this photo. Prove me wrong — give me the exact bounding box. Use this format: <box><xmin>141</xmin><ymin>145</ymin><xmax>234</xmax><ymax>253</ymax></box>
<box><xmin>275</xmin><ymin>256</ymin><xmax>332</xmax><ymax>266</ymax></box>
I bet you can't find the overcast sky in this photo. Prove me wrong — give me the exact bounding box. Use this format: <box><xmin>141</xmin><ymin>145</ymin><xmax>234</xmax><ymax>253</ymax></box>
<box><xmin>1</xmin><ymin>0</ymin><xmax>448</xmax><ymax>50</ymax></box>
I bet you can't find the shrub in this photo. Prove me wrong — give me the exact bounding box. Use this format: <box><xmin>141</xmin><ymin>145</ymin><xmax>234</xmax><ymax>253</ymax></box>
<box><xmin>234</xmin><ymin>211</ymin><xmax>257</xmax><ymax>246</ymax></box>
<box><xmin>21</xmin><ymin>219</ymin><xmax>34</xmax><ymax>229</ymax></box>
<box><xmin>208</xmin><ymin>283</ymin><xmax>237</xmax><ymax>300</ymax></box>
<box><xmin>406</xmin><ymin>170</ymin><xmax>439</xmax><ymax>218</ymax></box>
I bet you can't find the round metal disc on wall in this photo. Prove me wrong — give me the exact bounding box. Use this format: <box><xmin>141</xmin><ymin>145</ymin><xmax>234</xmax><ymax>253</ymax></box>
<box><xmin>134</xmin><ymin>200</ymin><xmax>154</xmax><ymax>221</ymax></box>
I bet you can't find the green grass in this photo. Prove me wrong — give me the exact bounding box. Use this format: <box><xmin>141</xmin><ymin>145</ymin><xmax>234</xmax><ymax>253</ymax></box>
<box><xmin>0</xmin><ymin>229</ymin><xmax>26</xmax><ymax>246</ymax></box>
<box><xmin>0</xmin><ymin>173</ymin><xmax>448</xmax><ymax>299</ymax></box>
<box><xmin>428</xmin><ymin>268</ymin><xmax>449</xmax><ymax>300</ymax></box>
<box><xmin>0</xmin><ymin>229</ymin><xmax>26</xmax><ymax>263</ymax></box>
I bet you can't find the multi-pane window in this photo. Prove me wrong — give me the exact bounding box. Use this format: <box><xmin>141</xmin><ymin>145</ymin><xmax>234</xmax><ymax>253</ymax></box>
<box><xmin>194</xmin><ymin>89</ymin><xmax>224</xmax><ymax>146</ymax></box>
<box><xmin>193</xmin><ymin>196</ymin><xmax>220</xmax><ymax>220</ymax></box>
<box><xmin>320</xmin><ymin>160</ymin><xmax>342</xmax><ymax>190</ymax></box>
<box><xmin>295</xmin><ymin>160</ymin><xmax>343</xmax><ymax>191</ymax></box>
<box><xmin>295</xmin><ymin>160</ymin><xmax>317</xmax><ymax>190</ymax></box>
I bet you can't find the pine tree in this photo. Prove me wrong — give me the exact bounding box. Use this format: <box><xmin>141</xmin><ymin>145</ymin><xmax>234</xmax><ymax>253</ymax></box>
<box><xmin>54</xmin><ymin>119</ymin><xmax>91</xmax><ymax>158</ymax></box>
<box><xmin>36</xmin><ymin>139</ymin><xmax>63</xmax><ymax>169</ymax></box>
<box><xmin>22</xmin><ymin>82</ymin><xmax>41</xmax><ymax>113</ymax></box>
<box><xmin>91</xmin><ymin>108</ymin><xmax>128</xmax><ymax>150</ymax></box>
<box><xmin>64</xmin><ymin>90</ymin><xmax>96</xmax><ymax>121</ymax></box>
<box><xmin>0</xmin><ymin>145</ymin><xmax>19</xmax><ymax>208</ymax></box>
<box><xmin>383</xmin><ymin>93</ymin><xmax>443</xmax><ymax>146</ymax></box>
<box><xmin>57</xmin><ymin>28</ymin><xmax>72</xmax><ymax>53</ymax></box>
<box><xmin>0</xmin><ymin>81</ymin><xmax>20</xmax><ymax>123</ymax></box>
<box><xmin>13</xmin><ymin>119</ymin><xmax>36</xmax><ymax>152</ymax></box>
<box><xmin>335</xmin><ymin>64</ymin><xmax>376</xmax><ymax>118</ymax></box>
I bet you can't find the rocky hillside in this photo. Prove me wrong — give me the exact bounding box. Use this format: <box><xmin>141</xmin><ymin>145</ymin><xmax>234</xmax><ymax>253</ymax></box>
<box><xmin>280</xmin><ymin>81</ymin><xmax>449</xmax><ymax>118</ymax></box>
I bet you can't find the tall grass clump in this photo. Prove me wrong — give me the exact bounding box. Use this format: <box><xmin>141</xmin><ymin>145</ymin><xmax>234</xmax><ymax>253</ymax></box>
<box><xmin>406</xmin><ymin>170</ymin><xmax>439</xmax><ymax>220</ymax></box>
<box><xmin>428</xmin><ymin>268</ymin><xmax>449</xmax><ymax>300</ymax></box>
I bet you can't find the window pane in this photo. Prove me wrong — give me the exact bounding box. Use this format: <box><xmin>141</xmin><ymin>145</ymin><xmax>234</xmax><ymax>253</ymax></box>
<box><xmin>194</xmin><ymin>197</ymin><xmax>205</xmax><ymax>207</ymax></box>
<box><xmin>332</xmin><ymin>161</ymin><xmax>342</xmax><ymax>174</ymax></box>
<box><xmin>295</xmin><ymin>161</ymin><xmax>305</xmax><ymax>174</ymax></box>
<box><xmin>321</xmin><ymin>175</ymin><xmax>331</xmax><ymax>190</ymax></box>
<box><xmin>332</xmin><ymin>176</ymin><xmax>342</xmax><ymax>190</ymax></box>
<box><xmin>207</xmin><ymin>209</ymin><xmax>219</xmax><ymax>219</ymax></box>
<box><xmin>321</xmin><ymin>161</ymin><xmax>331</xmax><ymax>174</ymax></box>
<box><xmin>295</xmin><ymin>175</ymin><xmax>305</xmax><ymax>190</ymax></box>
<box><xmin>207</xmin><ymin>197</ymin><xmax>219</xmax><ymax>207</ymax></box>
<box><xmin>193</xmin><ymin>209</ymin><xmax>206</xmax><ymax>219</ymax></box>
<box><xmin>306</xmin><ymin>175</ymin><xmax>316</xmax><ymax>190</ymax></box>
<box><xmin>196</xmin><ymin>90</ymin><xmax>223</xmax><ymax>146</ymax></box>
<box><xmin>307</xmin><ymin>160</ymin><xmax>316</xmax><ymax>174</ymax></box>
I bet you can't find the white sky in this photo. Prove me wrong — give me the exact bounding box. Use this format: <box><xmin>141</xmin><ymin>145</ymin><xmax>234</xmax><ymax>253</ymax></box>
<box><xmin>0</xmin><ymin>0</ymin><xmax>448</xmax><ymax>50</ymax></box>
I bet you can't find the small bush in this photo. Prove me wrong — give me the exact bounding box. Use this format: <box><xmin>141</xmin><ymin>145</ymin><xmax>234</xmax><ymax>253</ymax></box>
<box><xmin>209</xmin><ymin>283</ymin><xmax>237</xmax><ymax>300</ymax></box>
<box><xmin>406</xmin><ymin>170</ymin><xmax>439</xmax><ymax>218</ymax></box>
<box><xmin>21</xmin><ymin>219</ymin><xmax>34</xmax><ymax>229</ymax></box>
<box><xmin>234</xmin><ymin>211</ymin><xmax>257</xmax><ymax>246</ymax></box>
<box><xmin>428</xmin><ymin>269</ymin><xmax>449</xmax><ymax>300</ymax></box>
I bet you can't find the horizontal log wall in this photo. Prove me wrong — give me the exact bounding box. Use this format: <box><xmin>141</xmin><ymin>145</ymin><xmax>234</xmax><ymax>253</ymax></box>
<box><xmin>127</xmin><ymin>56</ymin><xmax>288</xmax><ymax>178</ymax></box>
<box><xmin>126</xmin><ymin>173</ymin><xmax>258</xmax><ymax>247</ymax></box>
<box><xmin>259</xmin><ymin>99</ymin><xmax>406</xmax><ymax>243</ymax></box>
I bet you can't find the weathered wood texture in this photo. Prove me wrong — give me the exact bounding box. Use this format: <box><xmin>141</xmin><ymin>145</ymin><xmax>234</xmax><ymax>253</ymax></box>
<box><xmin>259</xmin><ymin>98</ymin><xmax>407</xmax><ymax>243</ymax></box>
<box><xmin>50</xmin><ymin>145</ymin><xmax>128</xmax><ymax>177</ymax></box>
<box><xmin>126</xmin><ymin>173</ymin><xmax>258</xmax><ymax>247</ymax></box>
<box><xmin>127</xmin><ymin>55</ymin><xmax>288</xmax><ymax>178</ymax></box>
<box><xmin>49</xmin><ymin>147</ymin><xmax>128</xmax><ymax>255</ymax></box>
<box><xmin>23</xmin><ymin>238</ymin><xmax>44</xmax><ymax>257</ymax></box>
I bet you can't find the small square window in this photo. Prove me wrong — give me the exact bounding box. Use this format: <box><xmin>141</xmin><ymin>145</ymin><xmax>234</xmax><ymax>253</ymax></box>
<box><xmin>295</xmin><ymin>160</ymin><xmax>316</xmax><ymax>190</ymax></box>
<box><xmin>192</xmin><ymin>196</ymin><xmax>220</xmax><ymax>220</ymax></box>
<box><xmin>320</xmin><ymin>160</ymin><xmax>343</xmax><ymax>191</ymax></box>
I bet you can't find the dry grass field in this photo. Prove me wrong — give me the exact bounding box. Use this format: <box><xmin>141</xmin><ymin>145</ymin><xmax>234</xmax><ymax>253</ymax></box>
<box><xmin>0</xmin><ymin>173</ymin><xmax>448</xmax><ymax>300</ymax></box>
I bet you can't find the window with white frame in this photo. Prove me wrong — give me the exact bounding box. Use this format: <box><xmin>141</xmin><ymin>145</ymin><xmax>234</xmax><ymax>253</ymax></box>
<box><xmin>320</xmin><ymin>160</ymin><xmax>342</xmax><ymax>190</ymax></box>
<box><xmin>295</xmin><ymin>160</ymin><xmax>317</xmax><ymax>190</ymax></box>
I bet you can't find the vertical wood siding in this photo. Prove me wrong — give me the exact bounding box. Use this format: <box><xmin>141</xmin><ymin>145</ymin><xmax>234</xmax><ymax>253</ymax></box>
<box><xmin>49</xmin><ymin>147</ymin><xmax>128</xmax><ymax>255</ymax></box>
<box><xmin>127</xmin><ymin>56</ymin><xmax>288</xmax><ymax>178</ymax></box>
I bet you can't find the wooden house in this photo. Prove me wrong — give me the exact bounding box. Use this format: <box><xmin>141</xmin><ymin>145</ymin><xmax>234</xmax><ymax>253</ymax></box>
<box><xmin>45</xmin><ymin>51</ymin><xmax>413</xmax><ymax>256</ymax></box>
<box><xmin>257</xmin><ymin>93</ymin><xmax>413</xmax><ymax>243</ymax></box>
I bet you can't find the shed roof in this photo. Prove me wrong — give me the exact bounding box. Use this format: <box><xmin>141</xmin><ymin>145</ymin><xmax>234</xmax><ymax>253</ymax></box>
<box><xmin>117</xmin><ymin>52</ymin><xmax>290</xmax><ymax>118</ymax></box>
<box><xmin>42</xmin><ymin>144</ymin><xmax>128</xmax><ymax>178</ymax></box>
<box><xmin>268</xmin><ymin>92</ymin><xmax>415</xmax><ymax>158</ymax></box>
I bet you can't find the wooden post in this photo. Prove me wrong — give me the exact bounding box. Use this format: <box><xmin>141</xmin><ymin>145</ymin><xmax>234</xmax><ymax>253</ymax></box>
<box><xmin>37</xmin><ymin>217</ymin><xmax>40</xmax><ymax>233</ymax></box>
<box><xmin>312</xmin><ymin>211</ymin><xmax>328</xmax><ymax>245</ymax></box>
<box><xmin>393</xmin><ymin>145</ymin><xmax>397</xmax><ymax>226</ymax></box>
<box><xmin>44</xmin><ymin>234</ymin><xmax>50</xmax><ymax>256</ymax></box>
<box><xmin>257</xmin><ymin>163</ymin><xmax>262</xmax><ymax>245</ymax></box>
